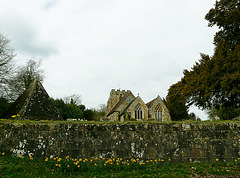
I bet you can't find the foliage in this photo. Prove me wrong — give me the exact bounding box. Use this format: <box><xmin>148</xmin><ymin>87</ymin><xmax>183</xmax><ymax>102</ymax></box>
<box><xmin>0</xmin><ymin>98</ymin><xmax>10</xmax><ymax>117</ymax></box>
<box><xmin>165</xmin><ymin>82</ymin><xmax>189</xmax><ymax>121</ymax></box>
<box><xmin>0</xmin><ymin>34</ymin><xmax>16</xmax><ymax>99</ymax></box>
<box><xmin>166</xmin><ymin>0</ymin><xmax>240</xmax><ymax>120</ymax></box>
<box><xmin>52</xmin><ymin>95</ymin><xmax>106</xmax><ymax>121</ymax></box>
<box><xmin>1</xmin><ymin>153</ymin><xmax>240</xmax><ymax>177</ymax></box>
<box><xmin>7</xmin><ymin>59</ymin><xmax>45</xmax><ymax>100</ymax></box>
<box><xmin>52</xmin><ymin>97</ymin><xmax>84</xmax><ymax>120</ymax></box>
<box><xmin>205</xmin><ymin>0</ymin><xmax>240</xmax><ymax>48</ymax></box>
<box><xmin>83</xmin><ymin>109</ymin><xmax>96</xmax><ymax>121</ymax></box>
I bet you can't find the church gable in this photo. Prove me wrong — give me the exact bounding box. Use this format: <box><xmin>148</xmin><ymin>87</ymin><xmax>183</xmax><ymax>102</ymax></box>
<box><xmin>126</xmin><ymin>96</ymin><xmax>148</xmax><ymax>120</ymax></box>
<box><xmin>147</xmin><ymin>95</ymin><xmax>171</xmax><ymax>121</ymax></box>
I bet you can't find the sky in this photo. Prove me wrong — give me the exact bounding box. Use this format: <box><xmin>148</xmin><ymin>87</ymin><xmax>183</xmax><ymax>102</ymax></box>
<box><xmin>0</xmin><ymin>0</ymin><xmax>218</xmax><ymax>120</ymax></box>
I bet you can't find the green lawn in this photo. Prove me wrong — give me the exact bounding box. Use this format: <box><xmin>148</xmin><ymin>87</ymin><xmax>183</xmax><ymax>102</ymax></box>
<box><xmin>1</xmin><ymin>153</ymin><xmax>240</xmax><ymax>177</ymax></box>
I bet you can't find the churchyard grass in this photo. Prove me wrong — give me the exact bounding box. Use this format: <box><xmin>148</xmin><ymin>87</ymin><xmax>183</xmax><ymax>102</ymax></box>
<box><xmin>1</xmin><ymin>153</ymin><xmax>240</xmax><ymax>177</ymax></box>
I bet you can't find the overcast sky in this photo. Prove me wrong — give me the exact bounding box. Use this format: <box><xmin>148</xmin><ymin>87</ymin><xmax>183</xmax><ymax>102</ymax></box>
<box><xmin>0</xmin><ymin>0</ymin><xmax>218</xmax><ymax>120</ymax></box>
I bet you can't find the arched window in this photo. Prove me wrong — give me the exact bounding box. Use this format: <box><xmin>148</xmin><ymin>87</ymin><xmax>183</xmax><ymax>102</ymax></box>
<box><xmin>155</xmin><ymin>104</ymin><xmax>162</xmax><ymax>121</ymax></box>
<box><xmin>134</xmin><ymin>104</ymin><xmax>142</xmax><ymax>120</ymax></box>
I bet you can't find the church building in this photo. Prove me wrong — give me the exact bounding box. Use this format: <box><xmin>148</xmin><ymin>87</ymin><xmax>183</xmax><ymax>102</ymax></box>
<box><xmin>105</xmin><ymin>89</ymin><xmax>171</xmax><ymax>121</ymax></box>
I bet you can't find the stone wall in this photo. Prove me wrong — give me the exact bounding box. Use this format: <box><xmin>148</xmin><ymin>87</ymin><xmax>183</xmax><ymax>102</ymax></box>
<box><xmin>0</xmin><ymin>120</ymin><xmax>240</xmax><ymax>162</ymax></box>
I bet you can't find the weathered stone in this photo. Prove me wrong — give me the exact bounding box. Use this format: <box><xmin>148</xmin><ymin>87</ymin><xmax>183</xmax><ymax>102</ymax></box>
<box><xmin>4</xmin><ymin>79</ymin><xmax>62</xmax><ymax>120</ymax></box>
<box><xmin>0</xmin><ymin>121</ymin><xmax>240</xmax><ymax>163</ymax></box>
<box><xmin>105</xmin><ymin>89</ymin><xmax>171</xmax><ymax>121</ymax></box>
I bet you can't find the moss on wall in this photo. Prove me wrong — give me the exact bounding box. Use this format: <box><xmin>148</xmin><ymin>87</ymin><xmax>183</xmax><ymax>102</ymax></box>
<box><xmin>0</xmin><ymin>119</ymin><xmax>240</xmax><ymax>162</ymax></box>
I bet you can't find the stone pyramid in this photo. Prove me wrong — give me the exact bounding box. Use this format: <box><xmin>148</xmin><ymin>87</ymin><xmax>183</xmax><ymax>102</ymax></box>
<box><xmin>5</xmin><ymin>79</ymin><xmax>62</xmax><ymax>120</ymax></box>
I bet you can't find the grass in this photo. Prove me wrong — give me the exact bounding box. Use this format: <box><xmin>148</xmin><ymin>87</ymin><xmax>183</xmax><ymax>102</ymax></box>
<box><xmin>1</xmin><ymin>153</ymin><xmax>240</xmax><ymax>177</ymax></box>
<box><xmin>1</xmin><ymin>118</ymin><xmax>240</xmax><ymax>124</ymax></box>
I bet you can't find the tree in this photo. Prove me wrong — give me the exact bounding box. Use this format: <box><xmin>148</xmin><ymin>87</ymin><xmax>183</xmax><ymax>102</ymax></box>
<box><xmin>7</xmin><ymin>59</ymin><xmax>45</xmax><ymax>100</ymax></box>
<box><xmin>166</xmin><ymin>0</ymin><xmax>240</xmax><ymax>120</ymax></box>
<box><xmin>205</xmin><ymin>0</ymin><xmax>240</xmax><ymax>48</ymax></box>
<box><xmin>63</xmin><ymin>94</ymin><xmax>82</xmax><ymax>106</ymax></box>
<box><xmin>97</xmin><ymin>104</ymin><xmax>107</xmax><ymax>113</ymax></box>
<box><xmin>0</xmin><ymin>34</ymin><xmax>16</xmax><ymax>99</ymax></box>
<box><xmin>52</xmin><ymin>95</ymin><xmax>85</xmax><ymax>120</ymax></box>
<box><xmin>0</xmin><ymin>98</ymin><xmax>10</xmax><ymax>117</ymax></box>
<box><xmin>83</xmin><ymin>109</ymin><xmax>95</xmax><ymax>121</ymax></box>
<box><xmin>165</xmin><ymin>82</ymin><xmax>189</xmax><ymax>121</ymax></box>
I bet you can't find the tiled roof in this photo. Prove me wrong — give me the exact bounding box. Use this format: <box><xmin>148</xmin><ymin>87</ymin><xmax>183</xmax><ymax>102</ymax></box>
<box><xmin>119</xmin><ymin>98</ymin><xmax>135</xmax><ymax>116</ymax></box>
<box><xmin>106</xmin><ymin>91</ymin><xmax>134</xmax><ymax>117</ymax></box>
<box><xmin>146</xmin><ymin>98</ymin><xmax>156</xmax><ymax>108</ymax></box>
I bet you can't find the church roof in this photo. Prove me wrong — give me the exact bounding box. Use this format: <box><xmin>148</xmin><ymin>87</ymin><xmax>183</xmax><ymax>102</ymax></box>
<box><xmin>146</xmin><ymin>95</ymin><xmax>164</xmax><ymax>108</ymax></box>
<box><xmin>4</xmin><ymin>78</ymin><xmax>62</xmax><ymax>120</ymax></box>
<box><xmin>106</xmin><ymin>90</ymin><xmax>135</xmax><ymax>117</ymax></box>
<box><xmin>146</xmin><ymin>98</ymin><xmax>156</xmax><ymax>108</ymax></box>
<box><xmin>119</xmin><ymin>98</ymin><xmax>135</xmax><ymax>116</ymax></box>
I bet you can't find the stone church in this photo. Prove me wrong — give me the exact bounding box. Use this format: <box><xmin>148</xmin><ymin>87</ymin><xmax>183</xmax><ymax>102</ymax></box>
<box><xmin>105</xmin><ymin>89</ymin><xmax>171</xmax><ymax>121</ymax></box>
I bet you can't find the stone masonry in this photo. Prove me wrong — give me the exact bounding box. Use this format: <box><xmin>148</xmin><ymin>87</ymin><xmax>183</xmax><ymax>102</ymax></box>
<box><xmin>0</xmin><ymin>121</ymin><xmax>240</xmax><ymax>163</ymax></box>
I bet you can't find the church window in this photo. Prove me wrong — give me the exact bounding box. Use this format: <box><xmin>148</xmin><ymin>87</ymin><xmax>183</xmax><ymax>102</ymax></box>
<box><xmin>155</xmin><ymin>104</ymin><xmax>162</xmax><ymax>121</ymax></box>
<box><xmin>134</xmin><ymin>104</ymin><xmax>143</xmax><ymax>120</ymax></box>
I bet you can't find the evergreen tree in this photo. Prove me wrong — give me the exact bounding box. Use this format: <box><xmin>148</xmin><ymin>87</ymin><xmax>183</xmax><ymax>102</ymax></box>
<box><xmin>166</xmin><ymin>0</ymin><xmax>240</xmax><ymax>120</ymax></box>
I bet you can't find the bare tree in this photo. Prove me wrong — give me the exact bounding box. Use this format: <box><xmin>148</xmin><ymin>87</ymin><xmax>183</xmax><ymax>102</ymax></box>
<box><xmin>63</xmin><ymin>94</ymin><xmax>82</xmax><ymax>106</ymax></box>
<box><xmin>7</xmin><ymin>59</ymin><xmax>45</xmax><ymax>100</ymax></box>
<box><xmin>0</xmin><ymin>34</ymin><xmax>16</xmax><ymax>99</ymax></box>
<box><xmin>97</xmin><ymin>104</ymin><xmax>107</xmax><ymax>113</ymax></box>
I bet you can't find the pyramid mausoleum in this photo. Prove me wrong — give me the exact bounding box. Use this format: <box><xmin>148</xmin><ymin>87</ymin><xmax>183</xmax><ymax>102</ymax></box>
<box><xmin>5</xmin><ymin>79</ymin><xmax>62</xmax><ymax>120</ymax></box>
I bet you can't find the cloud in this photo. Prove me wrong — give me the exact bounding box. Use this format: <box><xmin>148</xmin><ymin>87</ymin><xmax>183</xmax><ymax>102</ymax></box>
<box><xmin>0</xmin><ymin>6</ymin><xmax>58</xmax><ymax>58</ymax></box>
<box><xmin>0</xmin><ymin>0</ymin><xmax>218</xmax><ymax>120</ymax></box>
